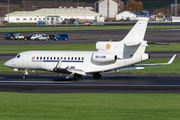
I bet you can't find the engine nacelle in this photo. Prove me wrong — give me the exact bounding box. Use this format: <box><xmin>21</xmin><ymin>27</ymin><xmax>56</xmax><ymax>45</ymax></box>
<box><xmin>92</xmin><ymin>53</ymin><xmax>117</xmax><ymax>63</ymax></box>
<box><xmin>141</xmin><ymin>53</ymin><xmax>150</xmax><ymax>61</ymax></box>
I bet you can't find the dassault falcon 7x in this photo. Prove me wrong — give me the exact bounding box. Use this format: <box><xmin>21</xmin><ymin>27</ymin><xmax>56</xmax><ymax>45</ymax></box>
<box><xmin>4</xmin><ymin>18</ymin><xmax>176</xmax><ymax>80</ymax></box>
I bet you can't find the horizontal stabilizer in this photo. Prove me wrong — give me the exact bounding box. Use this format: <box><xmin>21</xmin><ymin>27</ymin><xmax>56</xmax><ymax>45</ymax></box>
<box><xmin>135</xmin><ymin>54</ymin><xmax>176</xmax><ymax>67</ymax></box>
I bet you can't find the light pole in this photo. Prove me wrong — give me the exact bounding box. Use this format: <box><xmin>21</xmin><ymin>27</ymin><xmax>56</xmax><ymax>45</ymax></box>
<box><xmin>175</xmin><ymin>0</ymin><xmax>177</xmax><ymax>16</ymax></box>
<box><xmin>77</xmin><ymin>0</ymin><xmax>79</xmax><ymax>8</ymax></box>
<box><xmin>7</xmin><ymin>0</ymin><xmax>9</xmax><ymax>23</ymax></box>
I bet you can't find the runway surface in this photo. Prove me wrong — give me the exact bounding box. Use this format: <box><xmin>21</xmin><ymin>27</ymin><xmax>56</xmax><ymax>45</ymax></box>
<box><xmin>1</xmin><ymin>74</ymin><xmax>180</xmax><ymax>93</ymax></box>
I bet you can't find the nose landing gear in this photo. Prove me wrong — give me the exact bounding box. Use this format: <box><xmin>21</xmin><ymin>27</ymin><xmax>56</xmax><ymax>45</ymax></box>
<box><xmin>23</xmin><ymin>70</ymin><xmax>28</xmax><ymax>79</ymax></box>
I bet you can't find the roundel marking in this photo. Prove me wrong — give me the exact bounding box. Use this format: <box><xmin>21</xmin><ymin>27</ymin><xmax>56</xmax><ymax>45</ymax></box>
<box><xmin>106</xmin><ymin>44</ymin><xmax>111</xmax><ymax>50</ymax></box>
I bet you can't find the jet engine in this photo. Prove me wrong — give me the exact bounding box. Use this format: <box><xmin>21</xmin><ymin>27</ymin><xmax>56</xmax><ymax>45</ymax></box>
<box><xmin>92</xmin><ymin>53</ymin><xmax>117</xmax><ymax>62</ymax></box>
<box><xmin>141</xmin><ymin>53</ymin><xmax>150</xmax><ymax>61</ymax></box>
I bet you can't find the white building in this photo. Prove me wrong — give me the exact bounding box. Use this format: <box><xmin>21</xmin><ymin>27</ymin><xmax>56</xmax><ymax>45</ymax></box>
<box><xmin>5</xmin><ymin>8</ymin><xmax>102</xmax><ymax>23</ymax></box>
<box><xmin>116</xmin><ymin>11</ymin><xmax>136</xmax><ymax>21</ymax></box>
<box><xmin>172</xmin><ymin>16</ymin><xmax>180</xmax><ymax>22</ymax></box>
<box><xmin>95</xmin><ymin>0</ymin><xmax>124</xmax><ymax>19</ymax></box>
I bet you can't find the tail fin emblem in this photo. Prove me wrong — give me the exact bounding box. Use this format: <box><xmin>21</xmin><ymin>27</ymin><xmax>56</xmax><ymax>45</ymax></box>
<box><xmin>106</xmin><ymin>44</ymin><xmax>111</xmax><ymax>50</ymax></box>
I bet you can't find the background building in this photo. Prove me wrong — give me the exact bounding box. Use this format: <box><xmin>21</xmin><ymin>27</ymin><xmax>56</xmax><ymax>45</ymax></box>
<box><xmin>116</xmin><ymin>11</ymin><xmax>136</xmax><ymax>20</ymax></box>
<box><xmin>95</xmin><ymin>0</ymin><xmax>124</xmax><ymax>19</ymax></box>
<box><xmin>22</xmin><ymin>0</ymin><xmax>96</xmax><ymax>11</ymax></box>
<box><xmin>0</xmin><ymin>3</ymin><xmax>20</xmax><ymax>17</ymax></box>
<box><xmin>4</xmin><ymin>8</ymin><xmax>102</xmax><ymax>23</ymax></box>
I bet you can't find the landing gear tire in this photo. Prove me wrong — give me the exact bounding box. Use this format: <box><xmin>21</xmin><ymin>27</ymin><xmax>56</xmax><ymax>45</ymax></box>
<box><xmin>23</xmin><ymin>76</ymin><xmax>26</xmax><ymax>79</ymax></box>
<box><xmin>74</xmin><ymin>74</ymin><xmax>82</xmax><ymax>80</ymax></box>
<box><xmin>93</xmin><ymin>73</ymin><xmax>101</xmax><ymax>79</ymax></box>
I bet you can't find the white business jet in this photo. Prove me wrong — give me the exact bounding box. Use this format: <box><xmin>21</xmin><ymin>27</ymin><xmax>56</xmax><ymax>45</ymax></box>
<box><xmin>4</xmin><ymin>18</ymin><xmax>176</xmax><ymax>80</ymax></box>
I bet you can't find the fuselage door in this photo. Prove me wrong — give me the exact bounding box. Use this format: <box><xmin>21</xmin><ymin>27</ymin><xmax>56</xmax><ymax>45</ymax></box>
<box><xmin>22</xmin><ymin>54</ymin><xmax>29</xmax><ymax>68</ymax></box>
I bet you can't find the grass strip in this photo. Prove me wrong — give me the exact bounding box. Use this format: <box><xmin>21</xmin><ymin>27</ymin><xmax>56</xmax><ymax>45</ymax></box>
<box><xmin>0</xmin><ymin>44</ymin><xmax>179</xmax><ymax>54</ymax></box>
<box><xmin>0</xmin><ymin>44</ymin><xmax>96</xmax><ymax>54</ymax></box>
<box><xmin>1</xmin><ymin>25</ymin><xmax>180</xmax><ymax>32</ymax></box>
<box><xmin>0</xmin><ymin>92</ymin><xmax>180</xmax><ymax>120</ymax></box>
<box><xmin>1</xmin><ymin>59</ymin><xmax>179</xmax><ymax>74</ymax></box>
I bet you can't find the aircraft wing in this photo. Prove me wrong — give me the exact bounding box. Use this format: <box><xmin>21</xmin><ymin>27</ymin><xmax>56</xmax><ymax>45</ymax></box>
<box><xmin>66</xmin><ymin>66</ymin><xmax>86</xmax><ymax>75</ymax></box>
<box><xmin>53</xmin><ymin>59</ymin><xmax>86</xmax><ymax>75</ymax></box>
<box><xmin>135</xmin><ymin>54</ymin><xmax>176</xmax><ymax>67</ymax></box>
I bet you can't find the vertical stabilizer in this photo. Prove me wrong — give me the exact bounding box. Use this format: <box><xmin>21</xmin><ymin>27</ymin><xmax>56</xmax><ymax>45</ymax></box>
<box><xmin>123</xmin><ymin>18</ymin><xmax>149</xmax><ymax>46</ymax></box>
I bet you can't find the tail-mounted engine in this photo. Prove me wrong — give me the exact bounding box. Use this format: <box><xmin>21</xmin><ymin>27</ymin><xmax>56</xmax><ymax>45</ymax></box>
<box><xmin>141</xmin><ymin>53</ymin><xmax>150</xmax><ymax>61</ymax></box>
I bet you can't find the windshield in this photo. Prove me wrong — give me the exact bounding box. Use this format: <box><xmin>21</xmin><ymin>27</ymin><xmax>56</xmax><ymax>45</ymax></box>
<box><xmin>15</xmin><ymin>54</ymin><xmax>21</xmax><ymax>58</ymax></box>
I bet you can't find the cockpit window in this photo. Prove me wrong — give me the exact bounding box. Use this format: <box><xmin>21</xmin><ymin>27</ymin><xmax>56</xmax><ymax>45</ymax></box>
<box><xmin>16</xmin><ymin>54</ymin><xmax>21</xmax><ymax>58</ymax></box>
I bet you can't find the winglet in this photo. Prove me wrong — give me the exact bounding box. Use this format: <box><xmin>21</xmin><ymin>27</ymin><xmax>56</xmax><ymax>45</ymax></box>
<box><xmin>167</xmin><ymin>54</ymin><xmax>176</xmax><ymax>64</ymax></box>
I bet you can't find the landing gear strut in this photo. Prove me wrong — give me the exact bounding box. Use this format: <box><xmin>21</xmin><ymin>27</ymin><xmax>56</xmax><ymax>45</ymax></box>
<box><xmin>93</xmin><ymin>73</ymin><xmax>101</xmax><ymax>79</ymax></box>
<box><xmin>23</xmin><ymin>70</ymin><xmax>28</xmax><ymax>79</ymax></box>
<box><xmin>74</xmin><ymin>73</ymin><xmax>82</xmax><ymax>80</ymax></box>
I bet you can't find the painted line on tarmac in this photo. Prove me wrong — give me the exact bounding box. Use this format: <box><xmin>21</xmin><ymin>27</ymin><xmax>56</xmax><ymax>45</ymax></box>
<box><xmin>1</xmin><ymin>81</ymin><xmax>180</xmax><ymax>87</ymax></box>
<box><xmin>0</xmin><ymin>81</ymin><xmax>72</xmax><ymax>84</ymax></box>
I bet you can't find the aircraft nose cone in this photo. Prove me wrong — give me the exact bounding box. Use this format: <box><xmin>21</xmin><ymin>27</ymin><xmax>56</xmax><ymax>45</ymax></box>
<box><xmin>4</xmin><ymin>61</ymin><xmax>10</xmax><ymax>67</ymax></box>
<box><xmin>4</xmin><ymin>60</ymin><xmax>13</xmax><ymax>68</ymax></box>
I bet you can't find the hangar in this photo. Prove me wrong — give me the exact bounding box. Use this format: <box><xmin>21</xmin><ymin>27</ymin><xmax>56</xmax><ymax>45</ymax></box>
<box><xmin>116</xmin><ymin>11</ymin><xmax>136</xmax><ymax>21</ymax></box>
<box><xmin>5</xmin><ymin>8</ymin><xmax>102</xmax><ymax>23</ymax></box>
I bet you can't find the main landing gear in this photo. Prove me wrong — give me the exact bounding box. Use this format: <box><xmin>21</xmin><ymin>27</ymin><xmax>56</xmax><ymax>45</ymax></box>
<box><xmin>66</xmin><ymin>73</ymin><xmax>101</xmax><ymax>80</ymax></box>
<box><xmin>74</xmin><ymin>73</ymin><xmax>82</xmax><ymax>80</ymax></box>
<box><xmin>93</xmin><ymin>73</ymin><xmax>101</xmax><ymax>79</ymax></box>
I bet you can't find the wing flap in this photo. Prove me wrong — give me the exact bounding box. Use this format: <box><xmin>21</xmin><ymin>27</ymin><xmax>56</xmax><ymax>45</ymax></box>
<box><xmin>67</xmin><ymin>67</ymin><xmax>86</xmax><ymax>75</ymax></box>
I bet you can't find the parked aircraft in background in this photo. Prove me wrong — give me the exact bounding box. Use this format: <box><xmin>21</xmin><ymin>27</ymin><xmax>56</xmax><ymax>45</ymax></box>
<box><xmin>4</xmin><ymin>18</ymin><xmax>176</xmax><ymax>80</ymax></box>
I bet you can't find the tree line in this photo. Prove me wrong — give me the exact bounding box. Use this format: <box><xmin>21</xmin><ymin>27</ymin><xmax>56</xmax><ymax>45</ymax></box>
<box><xmin>124</xmin><ymin>0</ymin><xmax>143</xmax><ymax>13</ymax></box>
